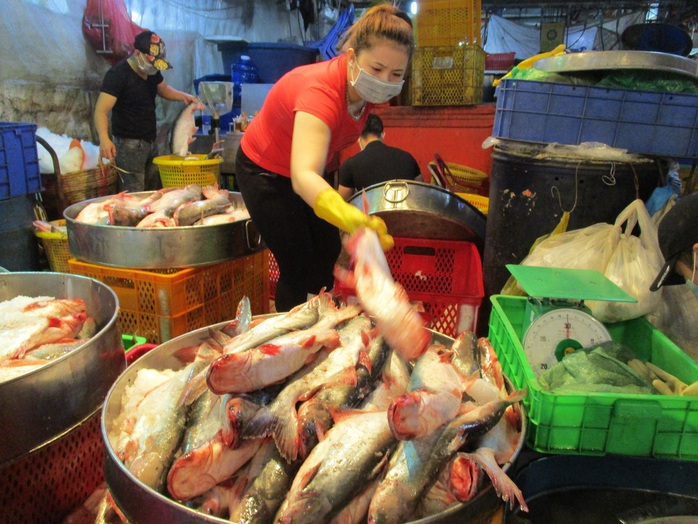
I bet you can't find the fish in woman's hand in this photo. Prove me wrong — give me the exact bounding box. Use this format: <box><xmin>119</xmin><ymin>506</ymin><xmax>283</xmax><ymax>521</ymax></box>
<box><xmin>335</xmin><ymin>227</ymin><xmax>430</xmax><ymax>362</ymax></box>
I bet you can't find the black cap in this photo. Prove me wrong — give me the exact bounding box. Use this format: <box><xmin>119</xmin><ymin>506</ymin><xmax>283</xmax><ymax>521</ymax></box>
<box><xmin>650</xmin><ymin>192</ymin><xmax>698</xmax><ymax>291</ymax></box>
<box><xmin>133</xmin><ymin>31</ymin><xmax>172</xmax><ymax>70</ymax></box>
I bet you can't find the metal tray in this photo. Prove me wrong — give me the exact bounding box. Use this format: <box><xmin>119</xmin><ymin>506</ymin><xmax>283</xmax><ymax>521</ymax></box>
<box><xmin>102</xmin><ymin>319</ymin><xmax>526</xmax><ymax>524</ymax></box>
<box><xmin>533</xmin><ymin>50</ymin><xmax>698</xmax><ymax>80</ymax></box>
<box><xmin>350</xmin><ymin>180</ymin><xmax>487</xmax><ymax>253</ymax></box>
<box><xmin>64</xmin><ymin>191</ymin><xmax>263</xmax><ymax>269</ymax></box>
<box><xmin>0</xmin><ymin>272</ymin><xmax>124</xmax><ymax>465</ymax></box>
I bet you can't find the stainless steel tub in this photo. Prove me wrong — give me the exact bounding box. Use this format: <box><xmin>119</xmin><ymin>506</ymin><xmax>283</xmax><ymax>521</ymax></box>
<box><xmin>64</xmin><ymin>191</ymin><xmax>263</xmax><ymax>269</ymax></box>
<box><xmin>0</xmin><ymin>271</ymin><xmax>124</xmax><ymax>466</ymax></box>
<box><xmin>102</xmin><ymin>320</ymin><xmax>525</xmax><ymax>523</ymax></box>
<box><xmin>349</xmin><ymin>180</ymin><xmax>486</xmax><ymax>253</ymax></box>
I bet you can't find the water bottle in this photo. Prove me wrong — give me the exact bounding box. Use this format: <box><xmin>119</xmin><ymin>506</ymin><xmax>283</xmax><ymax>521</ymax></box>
<box><xmin>231</xmin><ymin>55</ymin><xmax>259</xmax><ymax>108</ymax></box>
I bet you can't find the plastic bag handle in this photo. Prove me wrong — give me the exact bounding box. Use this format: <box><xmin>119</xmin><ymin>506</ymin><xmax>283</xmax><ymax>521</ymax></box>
<box><xmin>612</xmin><ymin>199</ymin><xmax>659</xmax><ymax>250</ymax></box>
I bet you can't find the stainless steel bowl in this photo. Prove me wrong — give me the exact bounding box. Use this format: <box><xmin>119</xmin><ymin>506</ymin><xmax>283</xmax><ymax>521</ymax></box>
<box><xmin>64</xmin><ymin>191</ymin><xmax>263</xmax><ymax>269</ymax></box>
<box><xmin>349</xmin><ymin>180</ymin><xmax>487</xmax><ymax>253</ymax></box>
<box><xmin>102</xmin><ymin>319</ymin><xmax>526</xmax><ymax>523</ymax></box>
<box><xmin>0</xmin><ymin>271</ymin><xmax>125</xmax><ymax>466</ymax></box>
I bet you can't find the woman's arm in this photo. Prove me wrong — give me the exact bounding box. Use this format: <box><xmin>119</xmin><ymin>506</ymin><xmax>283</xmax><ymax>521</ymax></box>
<box><xmin>289</xmin><ymin>111</ymin><xmax>334</xmax><ymax>206</ymax></box>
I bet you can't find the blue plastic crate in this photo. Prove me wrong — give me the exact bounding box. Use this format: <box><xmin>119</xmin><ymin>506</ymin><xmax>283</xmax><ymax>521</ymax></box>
<box><xmin>0</xmin><ymin>122</ymin><xmax>41</xmax><ymax>199</ymax></box>
<box><xmin>493</xmin><ymin>79</ymin><xmax>698</xmax><ymax>158</ymax></box>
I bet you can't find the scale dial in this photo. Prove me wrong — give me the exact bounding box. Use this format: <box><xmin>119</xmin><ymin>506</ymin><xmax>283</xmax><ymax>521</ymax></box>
<box><xmin>522</xmin><ymin>308</ymin><xmax>612</xmax><ymax>377</ymax></box>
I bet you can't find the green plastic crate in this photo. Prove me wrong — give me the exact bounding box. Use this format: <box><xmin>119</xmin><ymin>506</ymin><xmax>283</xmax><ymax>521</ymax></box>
<box><xmin>488</xmin><ymin>295</ymin><xmax>698</xmax><ymax>461</ymax></box>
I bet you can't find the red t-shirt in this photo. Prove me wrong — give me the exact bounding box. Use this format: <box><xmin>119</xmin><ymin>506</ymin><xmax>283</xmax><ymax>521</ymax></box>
<box><xmin>240</xmin><ymin>54</ymin><xmax>371</xmax><ymax>178</ymax></box>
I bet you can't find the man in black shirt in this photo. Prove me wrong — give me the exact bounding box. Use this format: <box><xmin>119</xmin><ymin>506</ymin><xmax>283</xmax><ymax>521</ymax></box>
<box><xmin>94</xmin><ymin>30</ymin><xmax>200</xmax><ymax>191</ymax></box>
<box><xmin>338</xmin><ymin>113</ymin><xmax>421</xmax><ymax>200</ymax></box>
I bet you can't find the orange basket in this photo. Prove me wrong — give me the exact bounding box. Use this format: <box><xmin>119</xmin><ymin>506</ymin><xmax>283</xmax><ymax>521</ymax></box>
<box><xmin>428</xmin><ymin>154</ymin><xmax>488</xmax><ymax>195</ymax></box>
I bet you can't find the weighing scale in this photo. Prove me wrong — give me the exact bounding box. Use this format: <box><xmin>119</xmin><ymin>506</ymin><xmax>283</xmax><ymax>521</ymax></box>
<box><xmin>506</xmin><ymin>265</ymin><xmax>637</xmax><ymax>376</ymax></box>
<box><xmin>198</xmin><ymin>81</ymin><xmax>234</xmax><ymax>145</ymax></box>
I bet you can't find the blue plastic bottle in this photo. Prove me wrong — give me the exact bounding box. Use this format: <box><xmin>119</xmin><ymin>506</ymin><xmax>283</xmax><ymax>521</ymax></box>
<box><xmin>231</xmin><ymin>55</ymin><xmax>259</xmax><ymax>108</ymax></box>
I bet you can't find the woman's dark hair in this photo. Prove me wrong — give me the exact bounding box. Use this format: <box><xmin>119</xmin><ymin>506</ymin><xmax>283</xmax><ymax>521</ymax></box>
<box><xmin>339</xmin><ymin>3</ymin><xmax>414</xmax><ymax>57</ymax></box>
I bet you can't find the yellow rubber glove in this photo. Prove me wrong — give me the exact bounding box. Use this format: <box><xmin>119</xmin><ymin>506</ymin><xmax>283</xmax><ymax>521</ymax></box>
<box><xmin>313</xmin><ymin>188</ymin><xmax>394</xmax><ymax>251</ymax></box>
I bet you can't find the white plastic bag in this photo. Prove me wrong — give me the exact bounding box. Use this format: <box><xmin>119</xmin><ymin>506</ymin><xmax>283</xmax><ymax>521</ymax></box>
<box><xmin>520</xmin><ymin>199</ymin><xmax>663</xmax><ymax>323</ymax></box>
<box><xmin>520</xmin><ymin>222</ymin><xmax>620</xmax><ymax>273</ymax></box>
<box><xmin>587</xmin><ymin>200</ymin><xmax>664</xmax><ymax>322</ymax></box>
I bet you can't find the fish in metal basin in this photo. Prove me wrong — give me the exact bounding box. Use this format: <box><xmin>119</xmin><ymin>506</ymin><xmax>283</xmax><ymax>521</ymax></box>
<box><xmin>113</xmin><ymin>361</ymin><xmax>209</xmax><ymax>492</ymax></box>
<box><xmin>335</xmin><ymin>227</ymin><xmax>430</xmax><ymax>362</ymax></box>
<box><xmin>218</xmin><ymin>292</ymin><xmax>325</xmax><ymax>356</ymax></box>
<box><xmin>171</xmin><ymin>101</ymin><xmax>204</xmax><ymax>157</ymax></box>
<box><xmin>145</xmin><ymin>184</ymin><xmax>203</xmax><ymax>216</ymax></box>
<box><xmin>242</xmin><ymin>313</ymin><xmax>370</xmax><ymax>462</ymax></box>
<box><xmin>173</xmin><ymin>186</ymin><xmax>233</xmax><ymax>226</ymax></box>
<box><xmin>367</xmin><ymin>390</ymin><xmax>526</xmax><ymax>524</ymax></box>
<box><xmin>206</xmin><ymin>326</ymin><xmax>342</xmax><ymax>395</ymax></box>
<box><xmin>228</xmin><ymin>439</ymin><xmax>301</xmax><ymax>524</ymax></box>
<box><xmin>388</xmin><ymin>345</ymin><xmax>465</xmax><ymax>441</ymax></box>
<box><xmin>274</xmin><ymin>408</ymin><xmax>397</xmax><ymax>524</ymax></box>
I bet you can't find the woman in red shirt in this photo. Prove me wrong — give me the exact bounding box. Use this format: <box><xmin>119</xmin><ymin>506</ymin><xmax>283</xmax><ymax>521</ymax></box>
<box><xmin>235</xmin><ymin>4</ymin><xmax>414</xmax><ymax>311</ymax></box>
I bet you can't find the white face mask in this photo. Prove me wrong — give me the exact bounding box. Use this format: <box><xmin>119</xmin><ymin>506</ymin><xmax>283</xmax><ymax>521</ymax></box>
<box><xmin>135</xmin><ymin>53</ymin><xmax>159</xmax><ymax>76</ymax></box>
<box><xmin>349</xmin><ymin>61</ymin><xmax>404</xmax><ymax>104</ymax></box>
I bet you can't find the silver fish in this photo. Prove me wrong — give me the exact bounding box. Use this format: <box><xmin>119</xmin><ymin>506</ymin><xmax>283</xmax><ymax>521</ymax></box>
<box><xmin>228</xmin><ymin>439</ymin><xmax>300</xmax><ymax>524</ymax></box>
<box><xmin>367</xmin><ymin>390</ymin><xmax>526</xmax><ymax>524</ymax></box>
<box><xmin>146</xmin><ymin>184</ymin><xmax>203</xmax><ymax>216</ymax></box>
<box><xmin>116</xmin><ymin>361</ymin><xmax>209</xmax><ymax>492</ymax></box>
<box><xmin>219</xmin><ymin>292</ymin><xmax>327</xmax><ymax>356</ymax></box>
<box><xmin>275</xmin><ymin>409</ymin><xmax>396</xmax><ymax>524</ymax></box>
<box><xmin>173</xmin><ymin>191</ymin><xmax>232</xmax><ymax>226</ymax></box>
<box><xmin>171</xmin><ymin>102</ymin><xmax>202</xmax><ymax>157</ymax></box>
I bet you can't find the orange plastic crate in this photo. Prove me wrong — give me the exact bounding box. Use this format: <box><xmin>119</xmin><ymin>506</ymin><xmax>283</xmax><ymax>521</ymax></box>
<box><xmin>68</xmin><ymin>250</ymin><xmax>270</xmax><ymax>344</ymax></box>
<box><xmin>411</xmin><ymin>45</ymin><xmax>486</xmax><ymax>106</ymax></box>
<box><xmin>415</xmin><ymin>0</ymin><xmax>482</xmax><ymax>47</ymax></box>
<box><xmin>335</xmin><ymin>237</ymin><xmax>484</xmax><ymax>337</ymax></box>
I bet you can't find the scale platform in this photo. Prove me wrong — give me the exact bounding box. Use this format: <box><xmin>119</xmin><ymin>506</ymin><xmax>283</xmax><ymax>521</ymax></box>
<box><xmin>506</xmin><ymin>265</ymin><xmax>637</xmax><ymax>376</ymax></box>
<box><xmin>506</xmin><ymin>265</ymin><xmax>637</xmax><ymax>303</ymax></box>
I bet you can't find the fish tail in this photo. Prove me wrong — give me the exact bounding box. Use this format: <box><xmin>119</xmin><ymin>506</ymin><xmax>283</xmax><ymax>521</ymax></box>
<box><xmin>177</xmin><ymin>368</ymin><xmax>209</xmax><ymax>408</ymax></box>
<box><xmin>241</xmin><ymin>405</ymin><xmax>279</xmax><ymax>440</ymax></box>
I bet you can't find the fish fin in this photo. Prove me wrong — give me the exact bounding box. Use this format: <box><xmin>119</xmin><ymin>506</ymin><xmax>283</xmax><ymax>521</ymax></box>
<box><xmin>177</xmin><ymin>368</ymin><xmax>209</xmax><ymax>408</ymax></box>
<box><xmin>172</xmin><ymin>344</ymin><xmax>203</xmax><ymax>363</ymax></box>
<box><xmin>273</xmin><ymin>403</ymin><xmax>301</xmax><ymax>462</ymax></box>
<box><xmin>242</xmin><ymin>405</ymin><xmax>279</xmax><ymax>440</ymax></box>
<box><xmin>357</xmin><ymin>348</ymin><xmax>372</xmax><ymax>375</ymax></box>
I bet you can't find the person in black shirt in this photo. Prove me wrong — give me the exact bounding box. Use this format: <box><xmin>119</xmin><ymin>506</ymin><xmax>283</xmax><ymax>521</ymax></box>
<box><xmin>338</xmin><ymin>113</ymin><xmax>421</xmax><ymax>200</ymax></box>
<box><xmin>94</xmin><ymin>30</ymin><xmax>200</xmax><ymax>191</ymax></box>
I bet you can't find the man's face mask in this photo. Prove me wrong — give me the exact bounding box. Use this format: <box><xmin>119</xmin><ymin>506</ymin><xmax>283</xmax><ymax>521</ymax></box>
<box><xmin>349</xmin><ymin>61</ymin><xmax>404</xmax><ymax>104</ymax></box>
<box><xmin>136</xmin><ymin>52</ymin><xmax>159</xmax><ymax>76</ymax></box>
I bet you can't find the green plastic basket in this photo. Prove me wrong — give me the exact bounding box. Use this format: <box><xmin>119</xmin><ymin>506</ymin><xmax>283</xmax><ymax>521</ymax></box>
<box><xmin>488</xmin><ymin>295</ymin><xmax>698</xmax><ymax>461</ymax></box>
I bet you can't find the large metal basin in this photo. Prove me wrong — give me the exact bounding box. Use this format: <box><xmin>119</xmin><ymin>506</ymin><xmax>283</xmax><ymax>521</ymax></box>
<box><xmin>102</xmin><ymin>319</ymin><xmax>525</xmax><ymax>523</ymax></box>
<box><xmin>0</xmin><ymin>272</ymin><xmax>124</xmax><ymax>465</ymax></box>
<box><xmin>349</xmin><ymin>180</ymin><xmax>486</xmax><ymax>253</ymax></box>
<box><xmin>64</xmin><ymin>191</ymin><xmax>263</xmax><ymax>269</ymax></box>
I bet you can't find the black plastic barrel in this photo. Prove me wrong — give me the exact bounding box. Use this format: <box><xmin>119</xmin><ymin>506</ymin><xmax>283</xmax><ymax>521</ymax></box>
<box><xmin>484</xmin><ymin>146</ymin><xmax>660</xmax><ymax>299</ymax></box>
<box><xmin>0</xmin><ymin>194</ymin><xmax>40</xmax><ymax>271</ymax></box>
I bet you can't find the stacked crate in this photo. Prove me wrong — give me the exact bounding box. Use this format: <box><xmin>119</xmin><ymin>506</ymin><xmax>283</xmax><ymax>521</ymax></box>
<box><xmin>412</xmin><ymin>0</ymin><xmax>485</xmax><ymax>106</ymax></box>
<box><xmin>69</xmin><ymin>251</ymin><xmax>270</xmax><ymax>344</ymax></box>
<box><xmin>0</xmin><ymin>122</ymin><xmax>42</xmax><ymax>271</ymax></box>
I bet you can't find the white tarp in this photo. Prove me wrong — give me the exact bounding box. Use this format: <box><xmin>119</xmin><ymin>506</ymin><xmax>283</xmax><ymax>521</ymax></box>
<box><xmin>482</xmin><ymin>12</ymin><xmax>647</xmax><ymax>59</ymax></box>
<box><xmin>0</xmin><ymin>0</ymin><xmax>325</xmax><ymax>143</ymax></box>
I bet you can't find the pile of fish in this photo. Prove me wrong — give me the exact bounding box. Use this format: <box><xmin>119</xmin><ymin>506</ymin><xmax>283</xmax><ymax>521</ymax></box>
<box><xmin>74</xmin><ymin>184</ymin><xmax>250</xmax><ymax>228</ymax></box>
<box><xmin>0</xmin><ymin>295</ymin><xmax>95</xmax><ymax>382</ymax></box>
<box><xmin>108</xmin><ymin>229</ymin><xmax>528</xmax><ymax>523</ymax></box>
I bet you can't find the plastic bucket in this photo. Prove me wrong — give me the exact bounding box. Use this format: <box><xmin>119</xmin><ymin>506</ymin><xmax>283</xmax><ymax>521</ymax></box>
<box><xmin>0</xmin><ymin>194</ymin><xmax>40</xmax><ymax>271</ymax></box>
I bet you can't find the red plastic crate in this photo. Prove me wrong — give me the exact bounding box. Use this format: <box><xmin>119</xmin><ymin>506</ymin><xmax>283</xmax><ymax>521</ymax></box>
<box><xmin>269</xmin><ymin>251</ymin><xmax>280</xmax><ymax>299</ymax></box>
<box><xmin>485</xmin><ymin>52</ymin><xmax>516</xmax><ymax>71</ymax></box>
<box><xmin>335</xmin><ymin>237</ymin><xmax>483</xmax><ymax>337</ymax></box>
